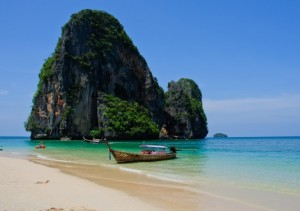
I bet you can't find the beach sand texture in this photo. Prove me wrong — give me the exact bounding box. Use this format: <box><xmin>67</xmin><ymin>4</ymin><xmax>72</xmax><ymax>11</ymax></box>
<box><xmin>0</xmin><ymin>157</ymin><xmax>165</xmax><ymax>211</ymax></box>
<box><xmin>1</xmin><ymin>156</ymin><xmax>299</xmax><ymax>211</ymax></box>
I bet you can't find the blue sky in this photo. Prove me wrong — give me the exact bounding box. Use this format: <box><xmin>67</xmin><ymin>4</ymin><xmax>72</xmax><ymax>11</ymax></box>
<box><xmin>0</xmin><ymin>0</ymin><xmax>299</xmax><ymax>137</ymax></box>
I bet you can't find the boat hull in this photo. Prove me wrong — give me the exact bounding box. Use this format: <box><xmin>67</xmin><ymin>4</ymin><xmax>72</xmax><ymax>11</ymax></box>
<box><xmin>110</xmin><ymin>149</ymin><xmax>176</xmax><ymax>163</ymax></box>
<box><xmin>83</xmin><ymin>137</ymin><xmax>101</xmax><ymax>143</ymax></box>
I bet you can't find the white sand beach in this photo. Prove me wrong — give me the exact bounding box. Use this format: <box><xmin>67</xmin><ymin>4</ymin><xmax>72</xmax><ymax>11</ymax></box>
<box><xmin>0</xmin><ymin>156</ymin><xmax>164</xmax><ymax>211</ymax></box>
<box><xmin>1</xmin><ymin>156</ymin><xmax>299</xmax><ymax>211</ymax></box>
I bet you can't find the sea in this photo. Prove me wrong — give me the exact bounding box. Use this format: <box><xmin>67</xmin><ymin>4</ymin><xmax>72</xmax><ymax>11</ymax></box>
<box><xmin>1</xmin><ymin>136</ymin><xmax>300</xmax><ymax>198</ymax></box>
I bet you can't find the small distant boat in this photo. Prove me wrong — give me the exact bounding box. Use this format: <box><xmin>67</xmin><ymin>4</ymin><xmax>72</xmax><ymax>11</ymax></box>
<box><xmin>103</xmin><ymin>142</ymin><xmax>176</xmax><ymax>163</ymax></box>
<box><xmin>35</xmin><ymin>144</ymin><xmax>46</xmax><ymax>149</ymax></box>
<box><xmin>60</xmin><ymin>137</ymin><xmax>71</xmax><ymax>141</ymax></box>
<box><xmin>83</xmin><ymin>136</ymin><xmax>101</xmax><ymax>143</ymax></box>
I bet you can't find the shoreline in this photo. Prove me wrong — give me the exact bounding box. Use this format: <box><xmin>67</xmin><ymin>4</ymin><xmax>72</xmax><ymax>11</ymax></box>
<box><xmin>1</xmin><ymin>155</ymin><xmax>300</xmax><ymax>210</ymax></box>
<box><xmin>30</xmin><ymin>157</ymin><xmax>199</xmax><ymax>210</ymax></box>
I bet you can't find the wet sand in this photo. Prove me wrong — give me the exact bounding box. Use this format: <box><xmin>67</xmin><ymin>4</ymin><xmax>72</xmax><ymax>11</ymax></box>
<box><xmin>30</xmin><ymin>157</ymin><xmax>300</xmax><ymax>211</ymax></box>
<box><xmin>31</xmin><ymin>157</ymin><xmax>199</xmax><ymax>210</ymax></box>
<box><xmin>1</xmin><ymin>156</ymin><xmax>299</xmax><ymax>210</ymax></box>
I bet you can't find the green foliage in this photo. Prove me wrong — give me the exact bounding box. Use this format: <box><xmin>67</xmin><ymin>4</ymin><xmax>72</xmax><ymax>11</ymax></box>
<box><xmin>165</xmin><ymin>78</ymin><xmax>207</xmax><ymax>123</ymax></box>
<box><xmin>90</xmin><ymin>129</ymin><xmax>104</xmax><ymax>138</ymax></box>
<box><xmin>24</xmin><ymin>114</ymin><xmax>40</xmax><ymax>132</ymax></box>
<box><xmin>54</xmin><ymin>37</ymin><xmax>62</xmax><ymax>55</ymax></box>
<box><xmin>188</xmin><ymin>97</ymin><xmax>202</xmax><ymax>119</ymax></box>
<box><xmin>64</xmin><ymin>9</ymin><xmax>138</xmax><ymax>59</ymax></box>
<box><xmin>101</xmin><ymin>94</ymin><xmax>159</xmax><ymax>139</ymax></box>
<box><xmin>33</xmin><ymin>56</ymin><xmax>55</xmax><ymax>102</ymax></box>
<box><xmin>39</xmin><ymin>56</ymin><xmax>55</xmax><ymax>82</ymax></box>
<box><xmin>65</xmin><ymin>52</ymin><xmax>96</xmax><ymax>70</ymax></box>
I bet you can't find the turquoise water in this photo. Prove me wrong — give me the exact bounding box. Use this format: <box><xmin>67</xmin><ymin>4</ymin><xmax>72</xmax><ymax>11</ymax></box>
<box><xmin>1</xmin><ymin>136</ymin><xmax>300</xmax><ymax>196</ymax></box>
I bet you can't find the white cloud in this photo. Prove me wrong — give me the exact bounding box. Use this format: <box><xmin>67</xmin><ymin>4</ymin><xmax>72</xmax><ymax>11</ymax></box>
<box><xmin>0</xmin><ymin>90</ymin><xmax>8</xmax><ymax>96</ymax></box>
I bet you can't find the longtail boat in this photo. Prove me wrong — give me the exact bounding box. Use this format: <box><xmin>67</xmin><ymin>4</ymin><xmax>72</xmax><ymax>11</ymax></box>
<box><xmin>83</xmin><ymin>136</ymin><xmax>101</xmax><ymax>143</ymax></box>
<box><xmin>103</xmin><ymin>142</ymin><xmax>176</xmax><ymax>163</ymax></box>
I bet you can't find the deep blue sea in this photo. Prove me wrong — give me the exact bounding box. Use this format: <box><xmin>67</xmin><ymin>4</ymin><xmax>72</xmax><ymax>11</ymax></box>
<box><xmin>1</xmin><ymin>136</ymin><xmax>300</xmax><ymax>197</ymax></box>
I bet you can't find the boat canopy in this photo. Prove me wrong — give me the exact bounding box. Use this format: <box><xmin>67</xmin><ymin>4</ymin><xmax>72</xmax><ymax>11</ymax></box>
<box><xmin>139</xmin><ymin>145</ymin><xmax>167</xmax><ymax>149</ymax></box>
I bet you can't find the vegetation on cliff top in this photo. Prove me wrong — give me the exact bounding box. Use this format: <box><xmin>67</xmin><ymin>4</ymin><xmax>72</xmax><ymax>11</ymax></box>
<box><xmin>64</xmin><ymin>9</ymin><xmax>139</xmax><ymax>61</ymax></box>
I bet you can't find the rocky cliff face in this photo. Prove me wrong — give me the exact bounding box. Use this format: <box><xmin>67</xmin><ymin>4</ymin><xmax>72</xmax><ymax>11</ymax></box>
<box><xmin>163</xmin><ymin>79</ymin><xmax>208</xmax><ymax>139</ymax></box>
<box><xmin>25</xmin><ymin>9</ymin><xmax>207</xmax><ymax>140</ymax></box>
<box><xmin>25</xmin><ymin>9</ymin><xmax>164</xmax><ymax>139</ymax></box>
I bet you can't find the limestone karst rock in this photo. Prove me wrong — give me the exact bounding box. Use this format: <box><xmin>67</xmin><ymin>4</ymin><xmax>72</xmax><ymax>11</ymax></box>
<box><xmin>164</xmin><ymin>79</ymin><xmax>208</xmax><ymax>139</ymax></box>
<box><xmin>25</xmin><ymin>9</ymin><xmax>208</xmax><ymax>140</ymax></box>
<box><xmin>25</xmin><ymin>9</ymin><xmax>164</xmax><ymax>139</ymax></box>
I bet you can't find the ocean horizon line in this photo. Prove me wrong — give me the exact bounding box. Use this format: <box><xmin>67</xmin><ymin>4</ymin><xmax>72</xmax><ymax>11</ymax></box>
<box><xmin>0</xmin><ymin>135</ymin><xmax>299</xmax><ymax>139</ymax></box>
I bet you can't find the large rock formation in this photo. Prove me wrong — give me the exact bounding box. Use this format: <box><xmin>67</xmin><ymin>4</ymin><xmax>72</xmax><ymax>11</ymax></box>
<box><xmin>25</xmin><ymin>9</ymin><xmax>207</xmax><ymax>140</ymax></box>
<box><xmin>25</xmin><ymin>9</ymin><xmax>164</xmax><ymax>139</ymax></box>
<box><xmin>163</xmin><ymin>79</ymin><xmax>208</xmax><ymax>139</ymax></box>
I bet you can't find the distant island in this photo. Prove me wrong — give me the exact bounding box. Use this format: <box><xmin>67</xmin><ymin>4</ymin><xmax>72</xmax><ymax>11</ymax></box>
<box><xmin>24</xmin><ymin>9</ymin><xmax>208</xmax><ymax>140</ymax></box>
<box><xmin>213</xmin><ymin>133</ymin><xmax>228</xmax><ymax>138</ymax></box>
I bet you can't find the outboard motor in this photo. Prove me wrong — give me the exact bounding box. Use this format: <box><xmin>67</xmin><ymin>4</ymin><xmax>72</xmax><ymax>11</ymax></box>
<box><xmin>170</xmin><ymin>146</ymin><xmax>176</xmax><ymax>154</ymax></box>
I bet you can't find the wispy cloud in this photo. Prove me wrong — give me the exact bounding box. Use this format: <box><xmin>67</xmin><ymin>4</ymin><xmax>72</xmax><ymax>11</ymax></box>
<box><xmin>0</xmin><ymin>90</ymin><xmax>9</xmax><ymax>96</ymax></box>
<box><xmin>203</xmin><ymin>94</ymin><xmax>300</xmax><ymax>136</ymax></box>
<box><xmin>203</xmin><ymin>94</ymin><xmax>300</xmax><ymax>112</ymax></box>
